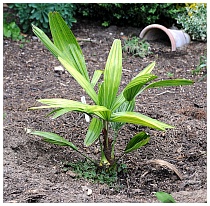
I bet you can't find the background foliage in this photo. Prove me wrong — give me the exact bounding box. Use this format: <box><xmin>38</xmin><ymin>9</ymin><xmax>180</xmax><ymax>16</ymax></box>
<box><xmin>5</xmin><ymin>3</ymin><xmax>207</xmax><ymax>42</ymax></box>
<box><xmin>8</xmin><ymin>3</ymin><xmax>77</xmax><ymax>35</ymax></box>
<box><xmin>75</xmin><ymin>3</ymin><xmax>182</xmax><ymax>28</ymax></box>
<box><xmin>175</xmin><ymin>3</ymin><xmax>207</xmax><ymax>41</ymax></box>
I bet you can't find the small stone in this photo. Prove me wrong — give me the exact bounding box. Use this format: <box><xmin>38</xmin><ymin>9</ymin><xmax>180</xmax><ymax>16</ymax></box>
<box><xmin>32</xmin><ymin>36</ymin><xmax>38</xmax><ymax>41</ymax></box>
<box><xmin>6</xmin><ymin>200</ymin><xmax>18</xmax><ymax>203</ymax></box>
<box><xmin>81</xmin><ymin>186</ymin><xmax>88</xmax><ymax>191</ymax></box>
<box><xmin>94</xmin><ymin>148</ymin><xmax>99</xmax><ymax>154</ymax></box>
<box><xmin>54</xmin><ymin>66</ymin><xmax>65</xmax><ymax>73</ymax></box>
<box><xmin>66</xmin><ymin>170</ymin><xmax>77</xmax><ymax>178</ymax></box>
<box><xmin>87</xmin><ymin>189</ymin><xmax>92</xmax><ymax>196</ymax></box>
<box><xmin>81</xmin><ymin>186</ymin><xmax>92</xmax><ymax>196</ymax></box>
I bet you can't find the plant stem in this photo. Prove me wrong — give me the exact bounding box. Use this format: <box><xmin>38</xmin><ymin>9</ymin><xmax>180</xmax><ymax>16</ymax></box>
<box><xmin>102</xmin><ymin>120</ymin><xmax>114</xmax><ymax>165</ymax></box>
<box><xmin>111</xmin><ymin>130</ymin><xmax>118</xmax><ymax>159</ymax></box>
<box><xmin>104</xmin><ymin>120</ymin><xmax>109</xmax><ymax>148</ymax></box>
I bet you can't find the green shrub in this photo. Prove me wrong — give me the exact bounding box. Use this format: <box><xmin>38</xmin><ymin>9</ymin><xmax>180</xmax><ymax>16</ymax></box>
<box><xmin>175</xmin><ymin>3</ymin><xmax>207</xmax><ymax>41</ymax></box>
<box><xmin>75</xmin><ymin>3</ymin><xmax>182</xmax><ymax>27</ymax></box>
<box><xmin>9</xmin><ymin>3</ymin><xmax>77</xmax><ymax>35</ymax></box>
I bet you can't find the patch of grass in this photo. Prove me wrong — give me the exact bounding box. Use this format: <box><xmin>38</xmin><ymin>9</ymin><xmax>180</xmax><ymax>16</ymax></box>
<box><xmin>62</xmin><ymin>160</ymin><xmax>127</xmax><ymax>186</ymax></box>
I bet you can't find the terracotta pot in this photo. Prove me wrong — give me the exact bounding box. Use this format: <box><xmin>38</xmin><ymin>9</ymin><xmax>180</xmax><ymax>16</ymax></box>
<box><xmin>139</xmin><ymin>24</ymin><xmax>190</xmax><ymax>51</ymax></box>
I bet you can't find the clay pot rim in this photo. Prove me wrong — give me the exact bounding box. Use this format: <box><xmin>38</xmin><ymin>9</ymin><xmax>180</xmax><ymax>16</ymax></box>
<box><xmin>139</xmin><ymin>24</ymin><xmax>177</xmax><ymax>51</ymax></box>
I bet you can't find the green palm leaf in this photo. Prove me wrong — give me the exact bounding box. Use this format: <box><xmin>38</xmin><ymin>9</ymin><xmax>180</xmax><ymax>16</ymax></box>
<box><xmin>135</xmin><ymin>61</ymin><xmax>156</xmax><ymax>77</ymax></box>
<box><xmin>99</xmin><ymin>39</ymin><xmax>122</xmax><ymax>109</ymax></box>
<box><xmin>29</xmin><ymin>98</ymin><xmax>110</xmax><ymax>120</ymax></box>
<box><xmin>111</xmin><ymin>99</ymin><xmax>135</xmax><ymax>131</ymax></box>
<box><xmin>84</xmin><ymin>118</ymin><xmax>103</xmax><ymax>146</ymax></box>
<box><xmin>124</xmin><ymin>131</ymin><xmax>150</xmax><ymax>153</ymax></box>
<box><xmin>32</xmin><ymin>24</ymin><xmax>61</xmax><ymax>59</ymax></box>
<box><xmin>123</xmin><ymin>74</ymin><xmax>157</xmax><ymax>101</ymax></box>
<box><xmin>111</xmin><ymin>111</ymin><xmax>174</xmax><ymax>131</ymax></box>
<box><xmin>58</xmin><ymin>57</ymin><xmax>98</xmax><ymax>103</ymax></box>
<box><xmin>29</xmin><ymin>130</ymin><xmax>78</xmax><ymax>150</ymax></box>
<box><xmin>46</xmin><ymin>108</ymin><xmax>73</xmax><ymax>119</ymax></box>
<box><xmin>111</xmin><ymin>92</ymin><xmax>126</xmax><ymax>112</ymax></box>
<box><xmin>143</xmin><ymin>79</ymin><xmax>194</xmax><ymax>90</ymax></box>
<box><xmin>32</xmin><ymin>13</ymin><xmax>95</xmax><ymax>102</ymax></box>
<box><xmin>94</xmin><ymin>110</ymin><xmax>111</xmax><ymax>121</ymax></box>
<box><xmin>91</xmin><ymin>70</ymin><xmax>103</xmax><ymax>87</ymax></box>
<box><xmin>49</xmin><ymin>12</ymin><xmax>90</xmax><ymax>81</ymax></box>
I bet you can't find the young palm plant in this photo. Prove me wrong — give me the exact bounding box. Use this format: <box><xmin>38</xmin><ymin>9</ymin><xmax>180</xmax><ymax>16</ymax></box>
<box><xmin>28</xmin><ymin>12</ymin><xmax>193</xmax><ymax>170</ymax></box>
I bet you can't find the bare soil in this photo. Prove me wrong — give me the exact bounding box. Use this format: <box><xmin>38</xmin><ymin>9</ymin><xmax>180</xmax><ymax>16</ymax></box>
<box><xmin>3</xmin><ymin>19</ymin><xmax>207</xmax><ymax>203</ymax></box>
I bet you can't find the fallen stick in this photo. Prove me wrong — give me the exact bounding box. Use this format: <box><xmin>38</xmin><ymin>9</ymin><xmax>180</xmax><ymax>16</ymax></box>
<box><xmin>76</xmin><ymin>37</ymin><xmax>97</xmax><ymax>43</ymax></box>
<box><xmin>156</xmin><ymin>90</ymin><xmax>175</xmax><ymax>96</ymax></box>
<box><xmin>147</xmin><ymin>159</ymin><xmax>183</xmax><ymax>180</ymax></box>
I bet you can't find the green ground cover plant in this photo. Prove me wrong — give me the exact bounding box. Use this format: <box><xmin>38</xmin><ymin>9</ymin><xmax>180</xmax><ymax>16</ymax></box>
<box><xmin>3</xmin><ymin>21</ymin><xmax>24</xmax><ymax>41</ymax></box>
<box><xmin>122</xmin><ymin>37</ymin><xmax>152</xmax><ymax>58</ymax></box>
<box><xmin>62</xmin><ymin>160</ymin><xmax>127</xmax><ymax>186</ymax></box>
<box><xmin>27</xmin><ymin>12</ymin><xmax>193</xmax><ymax>173</ymax></box>
<box><xmin>3</xmin><ymin>13</ymin><xmax>27</xmax><ymax>42</ymax></box>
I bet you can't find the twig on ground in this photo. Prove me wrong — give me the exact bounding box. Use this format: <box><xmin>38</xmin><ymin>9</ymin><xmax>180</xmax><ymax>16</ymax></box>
<box><xmin>156</xmin><ymin>90</ymin><xmax>175</xmax><ymax>96</ymax></box>
<box><xmin>76</xmin><ymin>37</ymin><xmax>97</xmax><ymax>43</ymax></box>
<box><xmin>147</xmin><ymin>159</ymin><xmax>183</xmax><ymax>180</ymax></box>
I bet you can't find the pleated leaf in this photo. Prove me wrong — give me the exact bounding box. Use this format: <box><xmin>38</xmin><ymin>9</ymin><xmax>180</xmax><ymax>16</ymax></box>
<box><xmin>142</xmin><ymin>79</ymin><xmax>194</xmax><ymax>91</ymax></box>
<box><xmin>84</xmin><ymin>118</ymin><xmax>103</xmax><ymax>146</ymax></box>
<box><xmin>29</xmin><ymin>98</ymin><xmax>110</xmax><ymax>120</ymax></box>
<box><xmin>135</xmin><ymin>61</ymin><xmax>156</xmax><ymax>77</ymax></box>
<box><xmin>58</xmin><ymin>57</ymin><xmax>98</xmax><ymax>104</ymax></box>
<box><xmin>123</xmin><ymin>74</ymin><xmax>157</xmax><ymax>101</ymax></box>
<box><xmin>111</xmin><ymin>99</ymin><xmax>135</xmax><ymax>131</ymax></box>
<box><xmin>49</xmin><ymin>12</ymin><xmax>90</xmax><ymax>81</ymax></box>
<box><xmin>32</xmin><ymin>24</ymin><xmax>62</xmax><ymax>59</ymax></box>
<box><xmin>98</xmin><ymin>82</ymin><xmax>105</xmax><ymax>106</ymax></box>
<box><xmin>91</xmin><ymin>70</ymin><xmax>103</xmax><ymax>87</ymax></box>
<box><xmin>111</xmin><ymin>112</ymin><xmax>174</xmax><ymax>131</ymax></box>
<box><xmin>94</xmin><ymin>110</ymin><xmax>111</xmax><ymax>121</ymax></box>
<box><xmin>111</xmin><ymin>92</ymin><xmax>126</xmax><ymax>112</ymax></box>
<box><xmin>32</xmin><ymin>13</ymin><xmax>94</xmax><ymax>102</ymax></box>
<box><xmin>29</xmin><ymin>130</ymin><xmax>78</xmax><ymax>151</ymax></box>
<box><xmin>124</xmin><ymin>131</ymin><xmax>150</xmax><ymax>153</ymax></box>
<box><xmin>32</xmin><ymin>26</ymin><xmax>96</xmax><ymax>103</ymax></box>
<box><xmin>46</xmin><ymin>108</ymin><xmax>73</xmax><ymax>119</ymax></box>
<box><xmin>100</xmin><ymin>39</ymin><xmax>122</xmax><ymax>109</ymax></box>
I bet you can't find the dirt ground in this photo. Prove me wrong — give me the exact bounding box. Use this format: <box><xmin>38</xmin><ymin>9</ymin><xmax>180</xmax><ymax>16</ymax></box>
<box><xmin>3</xmin><ymin>18</ymin><xmax>207</xmax><ymax>203</ymax></box>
